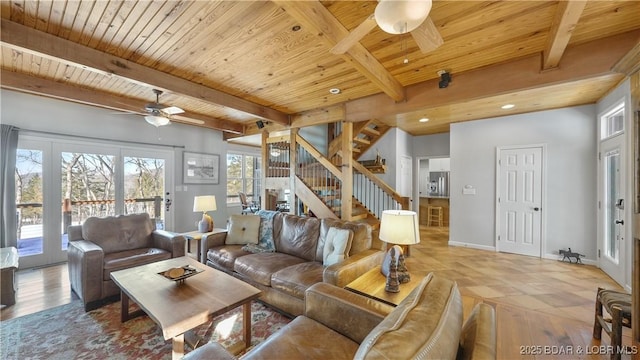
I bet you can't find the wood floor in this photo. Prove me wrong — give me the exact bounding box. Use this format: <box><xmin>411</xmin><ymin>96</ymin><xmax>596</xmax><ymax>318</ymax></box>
<box><xmin>1</xmin><ymin>226</ymin><xmax>636</xmax><ymax>359</ymax></box>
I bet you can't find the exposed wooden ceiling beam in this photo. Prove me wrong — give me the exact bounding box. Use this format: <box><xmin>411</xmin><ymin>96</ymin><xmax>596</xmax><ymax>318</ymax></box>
<box><xmin>330</xmin><ymin>14</ymin><xmax>377</xmax><ymax>55</ymax></box>
<box><xmin>0</xmin><ymin>19</ymin><xmax>289</xmax><ymax>127</ymax></box>
<box><xmin>1</xmin><ymin>70</ymin><xmax>244</xmax><ymax>134</ymax></box>
<box><xmin>290</xmin><ymin>105</ymin><xmax>346</xmax><ymax>129</ymax></box>
<box><xmin>273</xmin><ymin>0</ymin><xmax>405</xmax><ymax>102</ymax></box>
<box><xmin>346</xmin><ymin>30</ymin><xmax>640</xmax><ymax>123</ymax></box>
<box><xmin>542</xmin><ymin>0</ymin><xmax>587</xmax><ymax>70</ymax></box>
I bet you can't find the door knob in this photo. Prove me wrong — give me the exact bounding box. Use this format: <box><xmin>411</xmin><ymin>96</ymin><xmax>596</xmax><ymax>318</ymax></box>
<box><xmin>533</xmin><ymin>207</ymin><xmax>540</xmax><ymax>211</ymax></box>
<box><xmin>615</xmin><ymin>219</ymin><xmax>624</xmax><ymax>225</ymax></box>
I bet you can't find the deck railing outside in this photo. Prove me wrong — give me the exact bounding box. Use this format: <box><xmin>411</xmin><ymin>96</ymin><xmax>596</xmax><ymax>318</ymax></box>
<box><xmin>15</xmin><ymin>197</ymin><xmax>163</xmax><ymax>256</ymax></box>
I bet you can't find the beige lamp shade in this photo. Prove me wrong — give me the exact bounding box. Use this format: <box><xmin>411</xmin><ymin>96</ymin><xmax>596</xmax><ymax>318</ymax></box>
<box><xmin>379</xmin><ymin>210</ymin><xmax>420</xmax><ymax>245</ymax></box>
<box><xmin>374</xmin><ymin>0</ymin><xmax>432</xmax><ymax>35</ymax></box>
<box><xmin>193</xmin><ymin>195</ymin><xmax>217</xmax><ymax>213</ymax></box>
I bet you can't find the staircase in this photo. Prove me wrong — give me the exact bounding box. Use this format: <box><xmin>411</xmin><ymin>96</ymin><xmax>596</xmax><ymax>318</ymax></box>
<box><xmin>264</xmin><ymin>120</ymin><xmax>407</xmax><ymax>228</ymax></box>
<box><xmin>328</xmin><ymin>119</ymin><xmax>391</xmax><ymax>160</ymax></box>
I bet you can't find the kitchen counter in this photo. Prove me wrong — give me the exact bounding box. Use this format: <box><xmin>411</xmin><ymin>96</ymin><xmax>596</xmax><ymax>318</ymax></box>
<box><xmin>425</xmin><ymin>195</ymin><xmax>449</xmax><ymax>199</ymax></box>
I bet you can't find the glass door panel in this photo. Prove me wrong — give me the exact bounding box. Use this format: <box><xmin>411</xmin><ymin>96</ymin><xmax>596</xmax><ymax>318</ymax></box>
<box><xmin>604</xmin><ymin>149</ymin><xmax>621</xmax><ymax>262</ymax></box>
<box><xmin>124</xmin><ymin>156</ymin><xmax>165</xmax><ymax>229</ymax></box>
<box><xmin>61</xmin><ymin>152</ymin><xmax>116</xmax><ymax>249</ymax></box>
<box><xmin>15</xmin><ymin>148</ymin><xmax>44</xmax><ymax>257</ymax></box>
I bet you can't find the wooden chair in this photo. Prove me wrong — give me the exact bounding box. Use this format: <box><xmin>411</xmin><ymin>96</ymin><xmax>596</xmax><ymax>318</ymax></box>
<box><xmin>238</xmin><ymin>192</ymin><xmax>259</xmax><ymax>214</ymax></box>
<box><xmin>427</xmin><ymin>206</ymin><xmax>444</xmax><ymax>227</ymax></box>
<box><xmin>593</xmin><ymin>287</ymin><xmax>632</xmax><ymax>360</ymax></box>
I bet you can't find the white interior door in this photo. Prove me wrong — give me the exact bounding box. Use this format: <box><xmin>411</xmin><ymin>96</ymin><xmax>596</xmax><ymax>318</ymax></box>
<box><xmin>497</xmin><ymin>146</ymin><xmax>544</xmax><ymax>257</ymax></box>
<box><xmin>599</xmin><ymin>136</ymin><xmax>626</xmax><ymax>285</ymax></box>
<box><xmin>399</xmin><ymin>155</ymin><xmax>413</xmax><ymax>203</ymax></box>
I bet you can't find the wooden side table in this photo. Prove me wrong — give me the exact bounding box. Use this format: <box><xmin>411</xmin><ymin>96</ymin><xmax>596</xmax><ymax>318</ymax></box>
<box><xmin>345</xmin><ymin>265</ymin><xmax>420</xmax><ymax>307</ymax></box>
<box><xmin>181</xmin><ymin>228</ymin><xmax>227</xmax><ymax>263</ymax></box>
<box><xmin>1</xmin><ymin>247</ymin><xmax>19</xmax><ymax>306</ymax></box>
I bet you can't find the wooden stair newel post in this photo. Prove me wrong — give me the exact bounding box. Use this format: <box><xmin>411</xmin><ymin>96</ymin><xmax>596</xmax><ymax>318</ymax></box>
<box><xmin>261</xmin><ymin>131</ymin><xmax>269</xmax><ymax>211</ymax></box>
<box><xmin>341</xmin><ymin>121</ymin><xmax>353</xmax><ymax>220</ymax></box>
<box><xmin>289</xmin><ymin>128</ymin><xmax>298</xmax><ymax>215</ymax></box>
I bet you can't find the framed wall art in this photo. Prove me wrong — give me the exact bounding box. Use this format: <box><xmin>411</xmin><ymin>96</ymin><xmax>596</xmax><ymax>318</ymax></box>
<box><xmin>183</xmin><ymin>151</ymin><xmax>220</xmax><ymax>184</ymax></box>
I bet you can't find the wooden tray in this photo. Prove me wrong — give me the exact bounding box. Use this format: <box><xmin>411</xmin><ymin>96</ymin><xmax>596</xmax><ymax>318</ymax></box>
<box><xmin>158</xmin><ymin>265</ymin><xmax>202</xmax><ymax>283</ymax></box>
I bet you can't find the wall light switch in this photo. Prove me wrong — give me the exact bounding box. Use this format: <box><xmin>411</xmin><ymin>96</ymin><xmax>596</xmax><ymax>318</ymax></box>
<box><xmin>462</xmin><ymin>185</ymin><xmax>476</xmax><ymax>195</ymax></box>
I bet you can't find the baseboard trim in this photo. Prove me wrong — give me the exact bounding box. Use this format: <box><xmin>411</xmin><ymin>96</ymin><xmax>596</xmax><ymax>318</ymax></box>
<box><xmin>447</xmin><ymin>241</ymin><xmax>602</xmax><ymax>266</ymax></box>
<box><xmin>448</xmin><ymin>241</ymin><xmax>496</xmax><ymax>252</ymax></box>
<box><xmin>542</xmin><ymin>253</ymin><xmax>597</xmax><ymax>266</ymax></box>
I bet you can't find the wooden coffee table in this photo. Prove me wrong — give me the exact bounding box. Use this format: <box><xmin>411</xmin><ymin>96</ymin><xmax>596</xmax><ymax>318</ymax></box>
<box><xmin>345</xmin><ymin>266</ymin><xmax>420</xmax><ymax>307</ymax></box>
<box><xmin>110</xmin><ymin>256</ymin><xmax>261</xmax><ymax>359</ymax></box>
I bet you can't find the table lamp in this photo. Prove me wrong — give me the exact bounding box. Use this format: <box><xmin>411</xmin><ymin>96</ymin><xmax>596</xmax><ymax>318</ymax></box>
<box><xmin>379</xmin><ymin>210</ymin><xmax>420</xmax><ymax>292</ymax></box>
<box><xmin>193</xmin><ymin>195</ymin><xmax>216</xmax><ymax>233</ymax></box>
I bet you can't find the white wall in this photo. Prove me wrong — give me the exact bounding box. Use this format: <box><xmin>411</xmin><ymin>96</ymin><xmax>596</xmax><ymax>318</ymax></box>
<box><xmin>299</xmin><ymin>124</ymin><xmax>328</xmax><ymax>155</ymax></box>
<box><xmin>449</xmin><ymin>105</ymin><xmax>598</xmax><ymax>260</ymax></box>
<box><xmin>360</xmin><ymin>128</ymin><xmax>398</xmax><ymax>188</ymax></box>
<box><xmin>1</xmin><ymin>89</ymin><xmax>257</xmax><ymax>232</ymax></box>
<box><xmin>412</xmin><ymin>133</ymin><xmax>450</xmax><ymax>157</ymax></box>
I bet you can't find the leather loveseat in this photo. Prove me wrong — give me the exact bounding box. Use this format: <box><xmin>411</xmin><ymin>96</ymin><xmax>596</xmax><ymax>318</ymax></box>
<box><xmin>67</xmin><ymin>213</ymin><xmax>186</xmax><ymax>311</ymax></box>
<box><xmin>184</xmin><ymin>272</ymin><xmax>497</xmax><ymax>360</ymax></box>
<box><xmin>201</xmin><ymin>211</ymin><xmax>385</xmax><ymax>316</ymax></box>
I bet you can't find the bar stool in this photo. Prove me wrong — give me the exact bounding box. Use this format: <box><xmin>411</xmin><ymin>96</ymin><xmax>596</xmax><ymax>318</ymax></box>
<box><xmin>427</xmin><ymin>206</ymin><xmax>443</xmax><ymax>227</ymax></box>
<box><xmin>593</xmin><ymin>287</ymin><xmax>632</xmax><ymax>360</ymax></box>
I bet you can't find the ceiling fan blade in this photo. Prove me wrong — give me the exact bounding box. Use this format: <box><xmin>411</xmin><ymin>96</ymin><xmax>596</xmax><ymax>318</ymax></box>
<box><xmin>330</xmin><ymin>14</ymin><xmax>377</xmax><ymax>55</ymax></box>
<box><xmin>410</xmin><ymin>17</ymin><xmax>443</xmax><ymax>53</ymax></box>
<box><xmin>161</xmin><ymin>106</ymin><xmax>184</xmax><ymax>115</ymax></box>
<box><xmin>172</xmin><ymin>115</ymin><xmax>205</xmax><ymax>125</ymax></box>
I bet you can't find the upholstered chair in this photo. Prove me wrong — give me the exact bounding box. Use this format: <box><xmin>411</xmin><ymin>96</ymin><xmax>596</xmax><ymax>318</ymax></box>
<box><xmin>67</xmin><ymin>213</ymin><xmax>185</xmax><ymax>311</ymax></box>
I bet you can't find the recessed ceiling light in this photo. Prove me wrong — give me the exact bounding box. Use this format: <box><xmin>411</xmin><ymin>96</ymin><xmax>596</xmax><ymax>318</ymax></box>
<box><xmin>329</xmin><ymin>88</ymin><xmax>341</xmax><ymax>95</ymax></box>
<box><xmin>501</xmin><ymin>104</ymin><xmax>515</xmax><ymax>109</ymax></box>
<box><xmin>419</xmin><ymin>118</ymin><xmax>429</xmax><ymax>123</ymax></box>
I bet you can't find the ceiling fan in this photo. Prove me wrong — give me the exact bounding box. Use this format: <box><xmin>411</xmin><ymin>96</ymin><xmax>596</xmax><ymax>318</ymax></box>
<box><xmin>141</xmin><ymin>89</ymin><xmax>184</xmax><ymax>127</ymax></box>
<box><xmin>331</xmin><ymin>0</ymin><xmax>443</xmax><ymax>55</ymax></box>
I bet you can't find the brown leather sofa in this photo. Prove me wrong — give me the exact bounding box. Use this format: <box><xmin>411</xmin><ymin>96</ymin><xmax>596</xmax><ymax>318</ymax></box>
<box><xmin>184</xmin><ymin>272</ymin><xmax>497</xmax><ymax>360</ymax></box>
<box><xmin>67</xmin><ymin>213</ymin><xmax>185</xmax><ymax>311</ymax></box>
<box><xmin>201</xmin><ymin>212</ymin><xmax>385</xmax><ymax>316</ymax></box>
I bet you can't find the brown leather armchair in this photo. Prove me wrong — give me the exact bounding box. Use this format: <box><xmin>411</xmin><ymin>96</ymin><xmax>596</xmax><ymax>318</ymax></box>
<box><xmin>184</xmin><ymin>273</ymin><xmax>497</xmax><ymax>360</ymax></box>
<box><xmin>67</xmin><ymin>213</ymin><xmax>185</xmax><ymax>311</ymax></box>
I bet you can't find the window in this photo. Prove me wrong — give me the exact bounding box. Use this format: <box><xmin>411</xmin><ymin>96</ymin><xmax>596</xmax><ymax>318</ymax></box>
<box><xmin>600</xmin><ymin>103</ymin><xmax>625</xmax><ymax>139</ymax></box>
<box><xmin>227</xmin><ymin>153</ymin><xmax>261</xmax><ymax>204</ymax></box>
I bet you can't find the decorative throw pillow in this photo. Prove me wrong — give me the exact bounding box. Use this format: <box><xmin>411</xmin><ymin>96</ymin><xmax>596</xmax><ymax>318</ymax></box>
<box><xmin>323</xmin><ymin>227</ymin><xmax>353</xmax><ymax>266</ymax></box>
<box><xmin>241</xmin><ymin>243</ymin><xmax>274</xmax><ymax>254</ymax></box>
<box><xmin>241</xmin><ymin>210</ymin><xmax>278</xmax><ymax>253</ymax></box>
<box><xmin>255</xmin><ymin>210</ymin><xmax>278</xmax><ymax>252</ymax></box>
<box><xmin>225</xmin><ymin>214</ymin><xmax>260</xmax><ymax>245</ymax></box>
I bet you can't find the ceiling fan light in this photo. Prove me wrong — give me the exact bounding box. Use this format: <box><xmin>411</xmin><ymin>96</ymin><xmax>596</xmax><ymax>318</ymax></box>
<box><xmin>144</xmin><ymin>115</ymin><xmax>170</xmax><ymax>127</ymax></box>
<box><xmin>375</xmin><ymin>0</ymin><xmax>432</xmax><ymax>34</ymax></box>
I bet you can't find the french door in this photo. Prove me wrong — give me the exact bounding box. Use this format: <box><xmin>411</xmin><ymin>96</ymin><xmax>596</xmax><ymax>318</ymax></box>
<box><xmin>597</xmin><ymin>102</ymin><xmax>627</xmax><ymax>287</ymax></box>
<box><xmin>15</xmin><ymin>136</ymin><xmax>174</xmax><ymax>268</ymax></box>
<box><xmin>599</xmin><ymin>135</ymin><xmax>626</xmax><ymax>285</ymax></box>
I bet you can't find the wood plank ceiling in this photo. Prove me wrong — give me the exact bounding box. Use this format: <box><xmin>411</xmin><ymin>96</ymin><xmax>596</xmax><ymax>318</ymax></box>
<box><xmin>1</xmin><ymin>1</ymin><xmax>639</xmax><ymax>136</ymax></box>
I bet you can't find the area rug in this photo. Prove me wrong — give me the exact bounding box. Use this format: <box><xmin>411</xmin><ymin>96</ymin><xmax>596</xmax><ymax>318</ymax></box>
<box><xmin>0</xmin><ymin>300</ymin><xmax>291</xmax><ymax>360</ymax></box>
